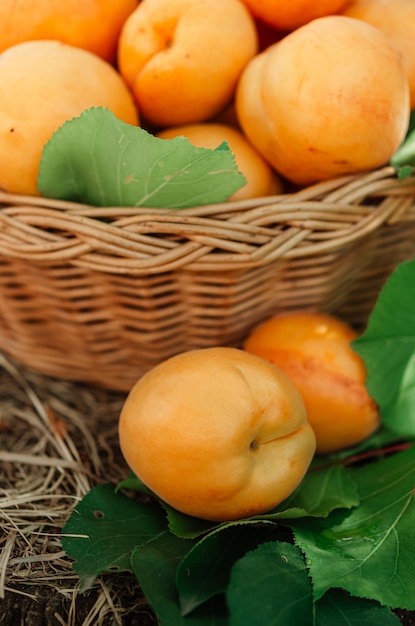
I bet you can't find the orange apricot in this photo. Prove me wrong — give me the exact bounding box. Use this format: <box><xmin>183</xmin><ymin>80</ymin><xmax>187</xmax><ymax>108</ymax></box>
<box><xmin>157</xmin><ymin>122</ymin><xmax>283</xmax><ymax>200</ymax></box>
<box><xmin>118</xmin><ymin>347</ymin><xmax>316</xmax><ymax>521</ymax></box>
<box><xmin>0</xmin><ymin>40</ymin><xmax>139</xmax><ymax>196</ymax></box>
<box><xmin>235</xmin><ymin>15</ymin><xmax>410</xmax><ymax>186</ymax></box>
<box><xmin>244</xmin><ymin>312</ymin><xmax>380</xmax><ymax>454</ymax></box>
<box><xmin>341</xmin><ymin>0</ymin><xmax>415</xmax><ymax>108</ymax></box>
<box><xmin>0</xmin><ymin>0</ymin><xmax>138</xmax><ymax>63</ymax></box>
<box><xmin>117</xmin><ymin>0</ymin><xmax>258</xmax><ymax>127</ymax></box>
<box><xmin>240</xmin><ymin>0</ymin><xmax>349</xmax><ymax>32</ymax></box>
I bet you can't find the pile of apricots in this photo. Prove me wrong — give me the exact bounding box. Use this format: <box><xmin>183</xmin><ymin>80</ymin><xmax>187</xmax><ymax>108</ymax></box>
<box><xmin>0</xmin><ymin>0</ymin><xmax>413</xmax><ymax>197</ymax></box>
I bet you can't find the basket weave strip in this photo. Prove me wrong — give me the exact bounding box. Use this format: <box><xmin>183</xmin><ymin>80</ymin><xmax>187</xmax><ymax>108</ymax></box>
<box><xmin>1</xmin><ymin>166</ymin><xmax>415</xmax><ymax>273</ymax></box>
<box><xmin>1</xmin><ymin>165</ymin><xmax>415</xmax><ymax>390</ymax></box>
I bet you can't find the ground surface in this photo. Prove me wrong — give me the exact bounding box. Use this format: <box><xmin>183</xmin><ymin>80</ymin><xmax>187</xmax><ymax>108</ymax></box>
<box><xmin>0</xmin><ymin>352</ymin><xmax>414</xmax><ymax>625</ymax></box>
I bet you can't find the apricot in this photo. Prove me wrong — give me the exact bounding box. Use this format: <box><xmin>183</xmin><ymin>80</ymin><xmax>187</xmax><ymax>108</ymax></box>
<box><xmin>0</xmin><ymin>40</ymin><xmax>139</xmax><ymax>196</ymax></box>
<box><xmin>157</xmin><ymin>122</ymin><xmax>283</xmax><ymax>201</ymax></box>
<box><xmin>117</xmin><ymin>0</ymin><xmax>258</xmax><ymax>127</ymax></box>
<box><xmin>341</xmin><ymin>0</ymin><xmax>415</xmax><ymax>108</ymax></box>
<box><xmin>235</xmin><ymin>15</ymin><xmax>410</xmax><ymax>187</ymax></box>
<box><xmin>118</xmin><ymin>347</ymin><xmax>316</xmax><ymax>521</ymax></box>
<box><xmin>0</xmin><ymin>0</ymin><xmax>138</xmax><ymax>63</ymax></box>
<box><xmin>244</xmin><ymin>312</ymin><xmax>380</xmax><ymax>454</ymax></box>
<box><xmin>240</xmin><ymin>0</ymin><xmax>349</xmax><ymax>32</ymax></box>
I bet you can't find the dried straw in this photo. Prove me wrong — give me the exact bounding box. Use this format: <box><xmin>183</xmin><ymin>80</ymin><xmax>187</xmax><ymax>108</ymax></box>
<box><xmin>0</xmin><ymin>352</ymin><xmax>156</xmax><ymax>625</ymax></box>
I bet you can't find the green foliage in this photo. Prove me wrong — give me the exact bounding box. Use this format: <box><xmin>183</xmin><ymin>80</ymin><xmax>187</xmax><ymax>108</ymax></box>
<box><xmin>293</xmin><ymin>446</ymin><xmax>415</xmax><ymax>608</ymax></box>
<box><xmin>38</xmin><ymin>107</ymin><xmax>245</xmax><ymax>208</ymax></box>
<box><xmin>353</xmin><ymin>259</ymin><xmax>415</xmax><ymax>436</ymax></box>
<box><xmin>63</xmin><ymin>259</ymin><xmax>415</xmax><ymax>623</ymax></box>
<box><xmin>391</xmin><ymin>109</ymin><xmax>415</xmax><ymax>178</ymax></box>
<box><xmin>227</xmin><ymin>542</ymin><xmax>313</xmax><ymax>626</ymax></box>
<box><xmin>315</xmin><ymin>590</ymin><xmax>400</xmax><ymax>626</ymax></box>
<box><xmin>61</xmin><ymin>482</ymin><xmax>170</xmax><ymax>592</ymax></box>
<box><xmin>261</xmin><ymin>464</ymin><xmax>359</xmax><ymax>520</ymax></box>
<box><xmin>176</xmin><ymin>522</ymin><xmax>282</xmax><ymax>616</ymax></box>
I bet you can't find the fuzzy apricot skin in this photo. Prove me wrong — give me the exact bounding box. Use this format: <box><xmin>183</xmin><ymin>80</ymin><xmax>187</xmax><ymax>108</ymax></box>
<box><xmin>157</xmin><ymin>123</ymin><xmax>283</xmax><ymax>201</ymax></box>
<box><xmin>0</xmin><ymin>40</ymin><xmax>139</xmax><ymax>196</ymax></box>
<box><xmin>118</xmin><ymin>347</ymin><xmax>316</xmax><ymax>522</ymax></box>
<box><xmin>0</xmin><ymin>0</ymin><xmax>138</xmax><ymax>63</ymax></box>
<box><xmin>240</xmin><ymin>0</ymin><xmax>349</xmax><ymax>32</ymax></box>
<box><xmin>244</xmin><ymin>312</ymin><xmax>380</xmax><ymax>455</ymax></box>
<box><xmin>235</xmin><ymin>16</ymin><xmax>410</xmax><ymax>187</ymax></box>
<box><xmin>341</xmin><ymin>0</ymin><xmax>415</xmax><ymax>108</ymax></box>
<box><xmin>117</xmin><ymin>0</ymin><xmax>258</xmax><ymax>127</ymax></box>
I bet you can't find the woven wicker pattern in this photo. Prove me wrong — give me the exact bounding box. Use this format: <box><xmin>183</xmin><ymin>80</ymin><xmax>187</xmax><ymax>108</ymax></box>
<box><xmin>1</xmin><ymin>165</ymin><xmax>415</xmax><ymax>391</ymax></box>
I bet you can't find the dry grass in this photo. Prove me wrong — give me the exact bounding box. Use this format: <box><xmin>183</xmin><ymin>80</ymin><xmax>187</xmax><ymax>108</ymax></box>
<box><xmin>0</xmin><ymin>352</ymin><xmax>156</xmax><ymax>625</ymax></box>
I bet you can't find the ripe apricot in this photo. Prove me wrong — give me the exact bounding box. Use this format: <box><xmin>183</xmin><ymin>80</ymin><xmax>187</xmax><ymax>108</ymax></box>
<box><xmin>117</xmin><ymin>0</ymin><xmax>258</xmax><ymax>127</ymax></box>
<box><xmin>341</xmin><ymin>0</ymin><xmax>415</xmax><ymax>108</ymax></box>
<box><xmin>0</xmin><ymin>40</ymin><xmax>139</xmax><ymax>196</ymax></box>
<box><xmin>240</xmin><ymin>0</ymin><xmax>349</xmax><ymax>32</ymax></box>
<box><xmin>0</xmin><ymin>0</ymin><xmax>138</xmax><ymax>63</ymax></box>
<box><xmin>244</xmin><ymin>312</ymin><xmax>380</xmax><ymax>454</ymax></box>
<box><xmin>157</xmin><ymin>122</ymin><xmax>283</xmax><ymax>201</ymax></box>
<box><xmin>236</xmin><ymin>16</ymin><xmax>410</xmax><ymax>186</ymax></box>
<box><xmin>118</xmin><ymin>347</ymin><xmax>316</xmax><ymax>521</ymax></box>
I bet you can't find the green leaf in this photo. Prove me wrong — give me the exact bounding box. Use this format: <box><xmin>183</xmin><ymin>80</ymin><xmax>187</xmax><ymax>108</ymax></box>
<box><xmin>390</xmin><ymin>133</ymin><xmax>415</xmax><ymax>179</ymax></box>
<box><xmin>131</xmin><ymin>536</ymin><xmax>228</xmax><ymax>626</ymax></box>
<box><xmin>260</xmin><ymin>465</ymin><xmax>359</xmax><ymax>520</ymax></box>
<box><xmin>316</xmin><ymin>589</ymin><xmax>401</xmax><ymax>626</ymax></box>
<box><xmin>391</xmin><ymin>109</ymin><xmax>415</xmax><ymax>178</ymax></box>
<box><xmin>163</xmin><ymin>505</ymin><xmax>223</xmax><ymax>540</ymax></box>
<box><xmin>293</xmin><ymin>445</ymin><xmax>415</xmax><ymax>609</ymax></box>
<box><xmin>61</xmin><ymin>482</ymin><xmax>169</xmax><ymax>591</ymax></box>
<box><xmin>227</xmin><ymin>542</ymin><xmax>313</xmax><ymax>626</ymax></box>
<box><xmin>116</xmin><ymin>472</ymin><xmax>152</xmax><ymax>495</ymax></box>
<box><xmin>353</xmin><ymin>259</ymin><xmax>415</xmax><ymax>436</ymax></box>
<box><xmin>176</xmin><ymin>520</ymin><xmax>281</xmax><ymax>616</ymax></box>
<box><xmin>38</xmin><ymin>106</ymin><xmax>245</xmax><ymax>208</ymax></box>
<box><xmin>117</xmin><ymin>474</ymin><xmax>220</xmax><ymax>539</ymax></box>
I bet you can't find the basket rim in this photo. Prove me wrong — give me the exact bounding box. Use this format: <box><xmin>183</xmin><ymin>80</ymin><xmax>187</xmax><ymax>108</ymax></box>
<box><xmin>1</xmin><ymin>165</ymin><xmax>415</xmax><ymax>274</ymax></box>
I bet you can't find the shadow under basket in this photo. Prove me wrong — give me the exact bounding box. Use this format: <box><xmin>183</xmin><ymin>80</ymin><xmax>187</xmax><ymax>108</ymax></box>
<box><xmin>1</xmin><ymin>165</ymin><xmax>415</xmax><ymax>392</ymax></box>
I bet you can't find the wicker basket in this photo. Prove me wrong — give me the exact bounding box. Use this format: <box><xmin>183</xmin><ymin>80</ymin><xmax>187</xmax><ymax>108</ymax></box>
<box><xmin>1</xmin><ymin>164</ymin><xmax>415</xmax><ymax>392</ymax></box>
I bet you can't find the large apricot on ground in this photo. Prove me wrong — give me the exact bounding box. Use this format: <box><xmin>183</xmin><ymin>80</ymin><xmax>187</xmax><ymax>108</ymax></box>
<box><xmin>236</xmin><ymin>16</ymin><xmax>410</xmax><ymax>186</ymax></box>
<box><xmin>157</xmin><ymin>122</ymin><xmax>283</xmax><ymax>200</ymax></box>
<box><xmin>117</xmin><ymin>0</ymin><xmax>258</xmax><ymax>126</ymax></box>
<box><xmin>0</xmin><ymin>0</ymin><xmax>138</xmax><ymax>63</ymax></box>
<box><xmin>0</xmin><ymin>40</ymin><xmax>139</xmax><ymax>196</ymax></box>
<box><xmin>244</xmin><ymin>312</ymin><xmax>380</xmax><ymax>454</ymax></box>
<box><xmin>118</xmin><ymin>347</ymin><xmax>316</xmax><ymax>521</ymax></box>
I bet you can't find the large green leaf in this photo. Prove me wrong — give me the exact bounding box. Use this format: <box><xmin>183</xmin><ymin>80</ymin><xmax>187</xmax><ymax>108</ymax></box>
<box><xmin>316</xmin><ymin>590</ymin><xmax>400</xmax><ymax>626</ymax></box>
<box><xmin>175</xmin><ymin>520</ymin><xmax>281</xmax><ymax>616</ymax></box>
<box><xmin>293</xmin><ymin>446</ymin><xmax>415</xmax><ymax>609</ymax></box>
<box><xmin>38</xmin><ymin>107</ymin><xmax>246</xmax><ymax>207</ymax></box>
<box><xmin>227</xmin><ymin>542</ymin><xmax>313</xmax><ymax>626</ymax></box>
<box><xmin>353</xmin><ymin>259</ymin><xmax>415</xmax><ymax>436</ymax></box>
<box><xmin>131</xmin><ymin>537</ymin><xmax>228</xmax><ymax>626</ymax></box>
<box><xmin>260</xmin><ymin>465</ymin><xmax>359</xmax><ymax>520</ymax></box>
<box><xmin>61</xmin><ymin>482</ymin><xmax>170</xmax><ymax>591</ymax></box>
